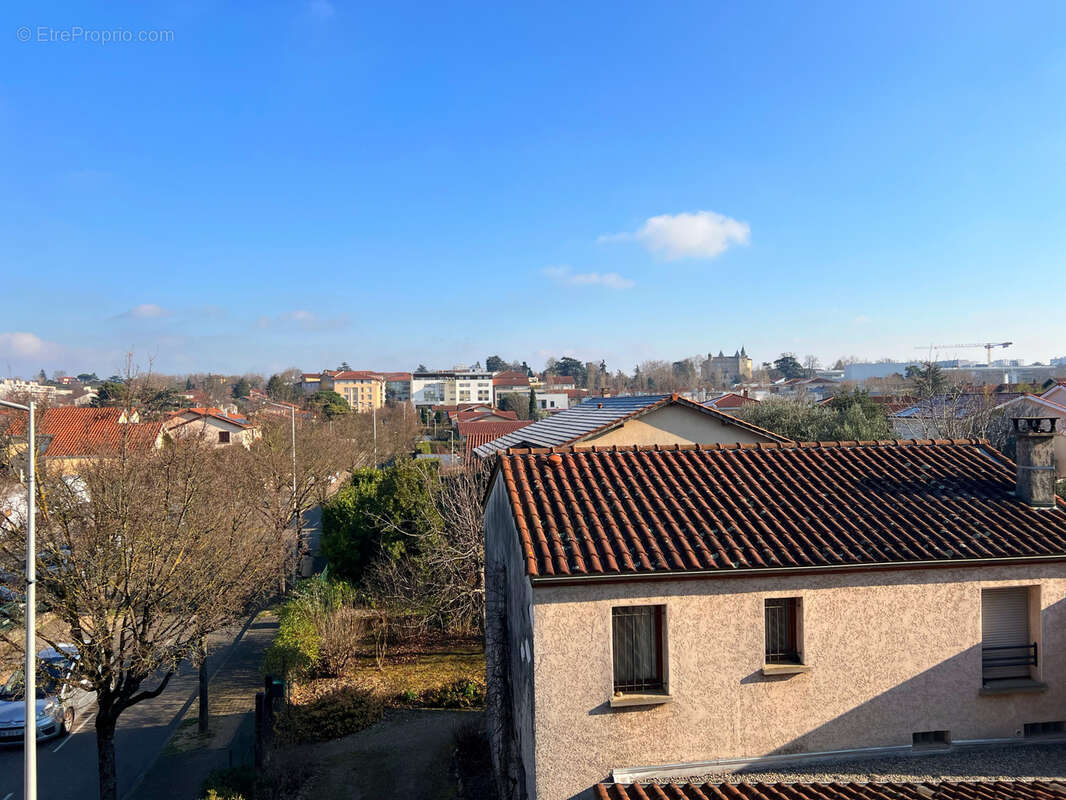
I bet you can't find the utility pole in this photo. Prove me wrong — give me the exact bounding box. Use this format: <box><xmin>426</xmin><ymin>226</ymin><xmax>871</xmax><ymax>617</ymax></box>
<box><xmin>198</xmin><ymin>638</ymin><xmax>208</xmax><ymax>734</ymax></box>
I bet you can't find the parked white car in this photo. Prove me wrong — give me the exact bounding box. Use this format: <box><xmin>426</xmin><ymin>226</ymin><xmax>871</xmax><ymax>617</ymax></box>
<box><xmin>0</xmin><ymin>644</ymin><xmax>95</xmax><ymax>742</ymax></box>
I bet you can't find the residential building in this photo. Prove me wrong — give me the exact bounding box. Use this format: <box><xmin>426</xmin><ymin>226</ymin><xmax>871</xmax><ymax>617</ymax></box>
<box><xmin>485</xmin><ymin>428</ymin><xmax>1066</xmax><ymax>800</ymax></box>
<box><xmin>701</xmin><ymin>348</ymin><xmax>753</xmax><ymax>386</ymax></box>
<box><xmin>298</xmin><ymin>372</ymin><xmax>327</xmax><ymax>395</ymax></box>
<box><xmin>382</xmin><ymin>372</ymin><xmax>412</xmax><ymax>403</ymax></box>
<box><xmin>2</xmin><ymin>406</ymin><xmax>164</xmax><ymax>474</ymax></box>
<box><xmin>324</xmin><ymin>371</ymin><xmax>386</xmax><ymax>412</ymax></box>
<box><xmin>473</xmin><ymin>394</ymin><xmax>787</xmax><ymax>459</ymax></box>
<box><xmin>535</xmin><ymin>392</ymin><xmax>568</xmax><ymax>413</ymax></box>
<box><xmin>413</xmin><ymin>370</ymin><xmax>494</xmax><ymax>407</ymax></box>
<box><xmin>543</xmin><ymin>375</ymin><xmax>577</xmax><ymax>391</ymax></box>
<box><xmin>163</xmin><ymin>407</ymin><xmax>257</xmax><ymax>447</ymax></box>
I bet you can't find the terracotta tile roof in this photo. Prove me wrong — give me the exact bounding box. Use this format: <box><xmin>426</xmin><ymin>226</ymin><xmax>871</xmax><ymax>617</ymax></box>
<box><xmin>545</xmin><ymin>374</ymin><xmax>576</xmax><ymax>386</ymax></box>
<box><xmin>331</xmin><ymin>371</ymin><xmax>384</xmax><ymax>381</ymax></box>
<box><xmin>381</xmin><ymin>372</ymin><xmax>412</xmax><ymax>381</ymax></box>
<box><xmin>455</xmin><ymin>410</ymin><xmax>519</xmax><ymax>423</ymax></box>
<box><xmin>457</xmin><ymin>419</ymin><xmax>532</xmax><ymax>438</ymax></box>
<box><xmin>493</xmin><ymin>370</ymin><xmax>530</xmax><ymax>388</ymax></box>
<box><xmin>8</xmin><ymin>407</ymin><xmax>163</xmax><ymax>458</ymax></box>
<box><xmin>460</xmin><ymin>419</ymin><xmax>534</xmax><ymax>461</ymax></box>
<box><xmin>474</xmin><ymin>394</ymin><xmax>788</xmax><ymax>458</ymax></box>
<box><xmin>595</xmin><ymin>782</ymin><xmax>1066</xmax><ymax>800</ymax></box>
<box><xmin>706</xmin><ymin>392</ymin><xmax>758</xmax><ymax>410</ymax></box>
<box><xmin>495</xmin><ymin>439</ymin><xmax>1066</xmax><ymax>579</ymax></box>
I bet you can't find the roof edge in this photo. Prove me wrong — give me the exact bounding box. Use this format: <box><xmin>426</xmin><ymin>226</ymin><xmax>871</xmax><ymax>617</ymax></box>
<box><xmin>531</xmin><ymin>553</ymin><xmax>1066</xmax><ymax>587</ymax></box>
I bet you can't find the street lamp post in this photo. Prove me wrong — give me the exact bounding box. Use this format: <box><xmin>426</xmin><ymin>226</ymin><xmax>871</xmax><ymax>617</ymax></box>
<box><xmin>1</xmin><ymin>398</ymin><xmax>37</xmax><ymax>800</ymax></box>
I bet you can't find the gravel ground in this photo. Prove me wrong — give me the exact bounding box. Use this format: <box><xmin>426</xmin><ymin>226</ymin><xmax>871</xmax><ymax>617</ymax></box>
<box><xmin>646</xmin><ymin>742</ymin><xmax>1066</xmax><ymax>785</ymax></box>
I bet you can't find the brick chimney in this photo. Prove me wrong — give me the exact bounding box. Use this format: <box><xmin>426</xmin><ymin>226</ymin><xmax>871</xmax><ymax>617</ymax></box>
<box><xmin>1013</xmin><ymin>417</ymin><xmax>1058</xmax><ymax>508</ymax></box>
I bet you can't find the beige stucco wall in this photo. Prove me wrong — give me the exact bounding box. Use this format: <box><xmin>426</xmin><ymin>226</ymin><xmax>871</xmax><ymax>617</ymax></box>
<box><xmin>582</xmin><ymin>405</ymin><xmax>773</xmax><ymax>448</ymax></box>
<box><xmin>530</xmin><ymin>563</ymin><xmax>1066</xmax><ymax>800</ymax></box>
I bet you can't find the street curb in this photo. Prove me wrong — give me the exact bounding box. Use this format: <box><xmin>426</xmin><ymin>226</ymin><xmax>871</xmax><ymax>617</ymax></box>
<box><xmin>120</xmin><ymin>609</ymin><xmax>269</xmax><ymax>800</ymax></box>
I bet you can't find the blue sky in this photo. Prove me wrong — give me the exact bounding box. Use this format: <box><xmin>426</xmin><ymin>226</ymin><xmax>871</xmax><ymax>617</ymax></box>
<box><xmin>2</xmin><ymin>1</ymin><xmax>1065</xmax><ymax>378</ymax></box>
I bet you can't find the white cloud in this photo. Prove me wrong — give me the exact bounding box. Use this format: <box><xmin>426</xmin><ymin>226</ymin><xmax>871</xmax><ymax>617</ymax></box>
<box><xmin>543</xmin><ymin>265</ymin><xmax>635</xmax><ymax>290</ymax></box>
<box><xmin>120</xmin><ymin>303</ymin><xmax>171</xmax><ymax>319</ymax></box>
<box><xmin>0</xmin><ymin>332</ymin><xmax>55</xmax><ymax>358</ymax></box>
<box><xmin>308</xmin><ymin>0</ymin><xmax>335</xmax><ymax>18</ymax></box>
<box><xmin>599</xmin><ymin>210</ymin><xmax>750</xmax><ymax>260</ymax></box>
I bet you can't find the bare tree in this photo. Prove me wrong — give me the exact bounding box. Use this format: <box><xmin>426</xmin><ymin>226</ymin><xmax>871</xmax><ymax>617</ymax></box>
<box><xmin>0</xmin><ymin>437</ymin><xmax>288</xmax><ymax>800</ymax></box>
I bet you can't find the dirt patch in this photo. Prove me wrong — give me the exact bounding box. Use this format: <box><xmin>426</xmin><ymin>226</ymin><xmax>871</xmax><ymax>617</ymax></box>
<box><xmin>280</xmin><ymin>708</ymin><xmax>482</xmax><ymax>800</ymax></box>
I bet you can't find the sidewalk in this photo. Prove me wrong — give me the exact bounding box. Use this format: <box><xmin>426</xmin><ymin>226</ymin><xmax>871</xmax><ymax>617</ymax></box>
<box><xmin>126</xmin><ymin>609</ymin><xmax>280</xmax><ymax>800</ymax></box>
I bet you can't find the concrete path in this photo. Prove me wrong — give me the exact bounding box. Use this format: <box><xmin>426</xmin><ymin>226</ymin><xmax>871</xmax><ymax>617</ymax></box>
<box><xmin>125</xmin><ymin>610</ymin><xmax>279</xmax><ymax>800</ymax></box>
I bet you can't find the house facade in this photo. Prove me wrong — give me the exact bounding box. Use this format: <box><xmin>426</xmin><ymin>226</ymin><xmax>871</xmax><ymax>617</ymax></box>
<box><xmin>163</xmin><ymin>408</ymin><xmax>256</xmax><ymax>447</ymax></box>
<box><xmin>485</xmin><ymin>427</ymin><xmax>1066</xmax><ymax>800</ymax></box>
<box><xmin>474</xmin><ymin>394</ymin><xmax>787</xmax><ymax>458</ymax></box>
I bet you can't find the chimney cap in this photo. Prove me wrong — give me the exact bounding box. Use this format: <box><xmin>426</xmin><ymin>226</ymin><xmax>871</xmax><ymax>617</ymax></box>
<box><xmin>1013</xmin><ymin>417</ymin><xmax>1058</xmax><ymax>435</ymax></box>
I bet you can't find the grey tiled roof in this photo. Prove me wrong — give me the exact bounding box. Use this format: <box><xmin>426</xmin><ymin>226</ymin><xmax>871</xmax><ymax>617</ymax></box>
<box><xmin>473</xmin><ymin>395</ymin><xmax>669</xmax><ymax>457</ymax></box>
<box><xmin>472</xmin><ymin>394</ymin><xmax>787</xmax><ymax>457</ymax></box>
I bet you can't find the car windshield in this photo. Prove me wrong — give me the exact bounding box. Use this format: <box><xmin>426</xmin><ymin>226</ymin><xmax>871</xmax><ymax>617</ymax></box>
<box><xmin>0</xmin><ymin>659</ymin><xmax>68</xmax><ymax>701</ymax></box>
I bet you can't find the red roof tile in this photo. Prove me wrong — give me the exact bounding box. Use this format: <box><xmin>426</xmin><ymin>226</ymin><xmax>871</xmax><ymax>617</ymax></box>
<box><xmin>8</xmin><ymin>407</ymin><xmax>163</xmax><ymax>458</ymax></box>
<box><xmin>331</xmin><ymin>371</ymin><xmax>384</xmax><ymax>381</ymax></box>
<box><xmin>596</xmin><ymin>782</ymin><xmax>1065</xmax><ymax>800</ymax></box>
<box><xmin>545</xmin><ymin>374</ymin><xmax>576</xmax><ymax>386</ymax></box>
<box><xmin>707</xmin><ymin>392</ymin><xmax>758</xmax><ymax>409</ymax></box>
<box><xmin>496</xmin><ymin>440</ymin><xmax>1066</xmax><ymax>580</ymax></box>
<box><xmin>493</xmin><ymin>370</ymin><xmax>530</xmax><ymax>388</ymax></box>
<box><xmin>455</xmin><ymin>410</ymin><xmax>518</xmax><ymax>423</ymax></box>
<box><xmin>460</xmin><ymin>420</ymin><xmax>534</xmax><ymax>461</ymax></box>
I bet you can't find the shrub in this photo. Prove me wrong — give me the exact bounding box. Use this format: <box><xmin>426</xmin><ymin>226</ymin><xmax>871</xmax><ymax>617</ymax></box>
<box><xmin>263</xmin><ymin>576</ymin><xmax>359</xmax><ymax>679</ymax></box>
<box><xmin>275</xmin><ymin>684</ymin><xmax>383</xmax><ymax>744</ymax></box>
<box><xmin>398</xmin><ymin>678</ymin><xmax>486</xmax><ymax>709</ymax></box>
<box><xmin>317</xmin><ymin>605</ymin><xmax>365</xmax><ymax>677</ymax></box>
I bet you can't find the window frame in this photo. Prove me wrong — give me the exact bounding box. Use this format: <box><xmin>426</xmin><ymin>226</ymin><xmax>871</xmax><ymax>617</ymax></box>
<box><xmin>764</xmin><ymin>597</ymin><xmax>802</xmax><ymax>666</ymax></box>
<box><xmin>610</xmin><ymin>604</ymin><xmax>667</xmax><ymax>696</ymax></box>
<box><xmin>217</xmin><ymin>430</ymin><xmax>231</xmax><ymax>444</ymax></box>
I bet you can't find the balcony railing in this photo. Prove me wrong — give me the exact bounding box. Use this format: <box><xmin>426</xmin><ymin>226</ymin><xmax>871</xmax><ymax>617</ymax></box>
<box><xmin>982</xmin><ymin>642</ymin><xmax>1038</xmax><ymax>671</ymax></box>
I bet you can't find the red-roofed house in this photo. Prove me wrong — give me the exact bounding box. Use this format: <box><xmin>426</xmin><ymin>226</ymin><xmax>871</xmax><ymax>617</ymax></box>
<box><xmin>704</xmin><ymin>391</ymin><xmax>758</xmax><ymax>411</ymax></box>
<box><xmin>485</xmin><ymin>427</ymin><xmax>1066</xmax><ymax>799</ymax></box>
<box><xmin>543</xmin><ymin>374</ymin><xmax>577</xmax><ymax>391</ymax></box>
<box><xmin>4</xmin><ymin>406</ymin><xmax>165</xmax><ymax>473</ymax></box>
<box><xmin>164</xmin><ymin>408</ymin><xmax>257</xmax><ymax>447</ymax></box>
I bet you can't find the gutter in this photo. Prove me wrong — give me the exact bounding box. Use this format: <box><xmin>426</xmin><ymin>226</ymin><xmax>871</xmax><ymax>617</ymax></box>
<box><xmin>529</xmin><ymin>553</ymin><xmax>1066</xmax><ymax>587</ymax></box>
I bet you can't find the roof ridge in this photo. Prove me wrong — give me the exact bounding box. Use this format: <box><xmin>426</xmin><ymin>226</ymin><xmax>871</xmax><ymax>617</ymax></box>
<box><xmin>499</xmin><ymin>438</ymin><xmax>987</xmax><ymax>456</ymax></box>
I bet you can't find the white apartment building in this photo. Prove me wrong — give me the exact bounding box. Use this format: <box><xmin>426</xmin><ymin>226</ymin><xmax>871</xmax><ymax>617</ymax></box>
<box><xmin>412</xmin><ymin>370</ymin><xmax>494</xmax><ymax>407</ymax></box>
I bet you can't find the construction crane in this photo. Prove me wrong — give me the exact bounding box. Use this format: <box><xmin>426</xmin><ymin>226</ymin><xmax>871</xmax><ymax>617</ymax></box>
<box><xmin>915</xmin><ymin>341</ymin><xmax>1013</xmax><ymax>366</ymax></box>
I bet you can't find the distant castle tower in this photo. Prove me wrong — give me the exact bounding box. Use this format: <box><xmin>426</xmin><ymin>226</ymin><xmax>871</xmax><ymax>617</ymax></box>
<box><xmin>701</xmin><ymin>347</ymin><xmax>753</xmax><ymax>386</ymax></box>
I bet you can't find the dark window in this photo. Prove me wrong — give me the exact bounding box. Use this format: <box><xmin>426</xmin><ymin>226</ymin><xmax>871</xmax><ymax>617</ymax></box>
<box><xmin>612</xmin><ymin>606</ymin><xmax>664</xmax><ymax>693</ymax></box>
<box><xmin>912</xmin><ymin>730</ymin><xmax>950</xmax><ymax>747</ymax></box>
<box><xmin>218</xmin><ymin>431</ymin><xmax>231</xmax><ymax>444</ymax></box>
<box><xmin>764</xmin><ymin>598</ymin><xmax>800</xmax><ymax>664</ymax></box>
<box><xmin>1024</xmin><ymin>721</ymin><xmax>1065</xmax><ymax>737</ymax></box>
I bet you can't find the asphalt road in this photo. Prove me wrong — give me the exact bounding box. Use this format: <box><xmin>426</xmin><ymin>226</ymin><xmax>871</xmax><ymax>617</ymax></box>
<box><xmin>0</xmin><ymin>618</ymin><xmax>252</xmax><ymax>800</ymax></box>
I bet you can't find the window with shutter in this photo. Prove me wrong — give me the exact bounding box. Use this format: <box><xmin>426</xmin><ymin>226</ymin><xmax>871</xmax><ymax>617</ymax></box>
<box><xmin>981</xmin><ymin>587</ymin><xmax>1035</xmax><ymax>682</ymax></box>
